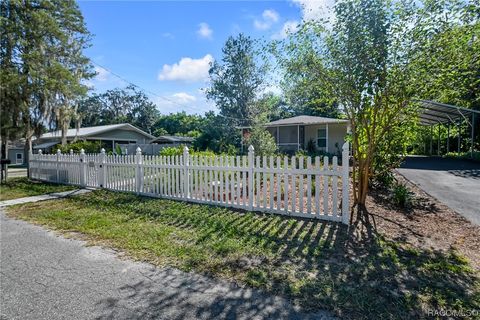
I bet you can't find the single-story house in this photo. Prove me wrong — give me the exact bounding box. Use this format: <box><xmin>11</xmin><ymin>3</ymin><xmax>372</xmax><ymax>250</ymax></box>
<box><xmin>33</xmin><ymin>123</ymin><xmax>155</xmax><ymax>153</ymax></box>
<box><xmin>243</xmin><ymin>115</ymin><xmax>350</xmax><ymax>154</ymax></box>
<box><xmin>117</xmin><ymin>136</ymin><xmax>194</xmax><ymax>155</ymax></box>
<box><xmin>5</xmin><ymin>141</ymin><xmax>26</xmax><ymax>165</ymax></box>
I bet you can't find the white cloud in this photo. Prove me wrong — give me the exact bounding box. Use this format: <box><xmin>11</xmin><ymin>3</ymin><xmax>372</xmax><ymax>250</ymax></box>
<box><xmin>291</xmin><ymin>0</ymin><xmax>334</xmax><ymax>23</ymax></box>
<box><xmin>172</xmin><ymin>92</ymin><xmax>196</xmax><ymax>103</ymax></box>
<box><xmin>94</xmin><ymin>66</ymin><xmax>109</xmax><ymax>82</ymax></box>
<box><xmin>254</xmin><ymin>9</ymin><xmax>280</xmax><ymax>30</ymax></box>
<box><xmin>197</xmin><ymin>22</ymin><xmax>213</xmax><ymax>39</ymax></box>
<box><xmin>272</xmin><ymin>20</ymin><xmax>299</xmax><ymax>40</ymax></box>
<box><xmin>162</xmin><ymin>32</ymin><xmax>174</xmax><ymax>39</ymax></box>
<box><xmin>158</xmin><ymin>54</ymin><xmax>214</xmax><ymax>82</ymax></box>
<box><xmin>153</xmin><ymin>91</ymin><xmax>215</xmax><ymax>114</ymax></box>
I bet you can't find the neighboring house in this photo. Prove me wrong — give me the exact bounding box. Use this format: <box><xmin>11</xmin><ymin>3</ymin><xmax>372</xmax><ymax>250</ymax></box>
<box><xmin>33</xmin><ymin>123</ymin><xmax>155</xmax><ymax>153</ymax></box>
<box><xmin>118</xmin><ymin>136</ymin><xmax>194</xmax><ymax>155</ymax></box>
<box><xmin>5</xmin><ymin>141</ymin><xmax>26</xmax><ymax>166</ymax></box>
<box><xmin>243</xmin><ymin>115</ymin><xmax>350</xmax><ymax>154</ymax></box>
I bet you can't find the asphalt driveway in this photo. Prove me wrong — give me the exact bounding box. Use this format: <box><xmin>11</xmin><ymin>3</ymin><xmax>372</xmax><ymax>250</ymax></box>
<box><xmin>397</xmin><ymin>156</ymin><xmax>480</xmax><ymax>225</ymax></box>
<box><xmin>0</xmin><ymin>211</ymin><xmax>333</xmax><ymax>320</ymax></box>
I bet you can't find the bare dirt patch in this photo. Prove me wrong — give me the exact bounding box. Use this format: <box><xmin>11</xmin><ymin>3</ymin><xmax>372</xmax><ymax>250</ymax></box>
<box><xmin>367</xmin><ymin>172</ymin><xmax>480</xmax><ymax>270</ymax></box>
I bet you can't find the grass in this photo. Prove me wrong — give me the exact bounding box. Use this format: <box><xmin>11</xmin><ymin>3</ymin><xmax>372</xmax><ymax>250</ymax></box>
<box><xmin>7</xmin><ymin>189</ymin><xmax>480</xmax><ymax>319</ymax></box>
<box><xmin>0</xmin><ymin>177</ymin><xmax>77</xmax><ymax>201</ymax></box>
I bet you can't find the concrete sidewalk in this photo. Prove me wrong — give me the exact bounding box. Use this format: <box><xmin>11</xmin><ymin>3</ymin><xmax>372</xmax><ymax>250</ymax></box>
<box><xmin>0</xmin><ymin>189</ymin><xmax>91</xmax><ymax>207</ymax></box>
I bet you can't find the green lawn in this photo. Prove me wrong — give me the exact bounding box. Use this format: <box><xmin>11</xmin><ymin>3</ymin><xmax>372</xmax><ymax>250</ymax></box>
<box><xmin>0</xmin><ymin>177</ymin><xmax>77</xmax><ymax>201</ymax></box>
<box><xmin>7</xmin><ymin>189</ymin><xmax>480</xmax><ymax>319</ymax></box>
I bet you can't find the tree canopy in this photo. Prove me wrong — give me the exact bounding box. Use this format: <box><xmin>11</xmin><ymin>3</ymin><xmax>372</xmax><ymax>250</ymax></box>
<box><xmin>0</xmin><ymin>0</ymin><xmax>94</xmax><ymax>156</ymax></box>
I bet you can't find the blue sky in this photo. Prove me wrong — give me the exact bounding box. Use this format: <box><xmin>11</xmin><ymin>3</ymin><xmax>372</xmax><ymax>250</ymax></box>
<box><xmin>78</xmin><ymin>0</ymin><xmax>332</xmax><ymax>115</ymax></box>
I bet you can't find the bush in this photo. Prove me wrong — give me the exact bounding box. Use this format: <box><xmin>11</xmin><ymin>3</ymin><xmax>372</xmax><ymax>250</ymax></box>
<box><xmin>159</xmin><ymin>145</ymin><xmax>226</xmax><ymax>157</ymax></box>
<box><xmin>445</xmin><ymin>151</ymin><xmax>480</xmax><ymax>162</ymax></box>
<box><xmin>244</xmin><ymin>126</ymin><xmax>278</xmax><ymax>157</ymax></box>
<box><xmin>159</xmin><ymin>146</ymin><xmax>183</xmax><ymax>157</ymax></box>
<box><xmin>373</xmin><ymin>171</ymin><xmax>395</xmax><ymax>189</ymax></box>
<box><xmin>55</xmin><ymin>141</ymin><xmax>105</xmax><ymax>154</ymax></box>
<box><xmin>391</xmin><ymin>182</ymin><xmax>414</xmax><ymax>209</ymax></box>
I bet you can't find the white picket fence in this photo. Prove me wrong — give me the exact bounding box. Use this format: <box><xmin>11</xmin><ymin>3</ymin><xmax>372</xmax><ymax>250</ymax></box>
<box><xmin>30</xmin><ymin>143</ymin><xmax>350</xmax><ymax>224</ymax></box>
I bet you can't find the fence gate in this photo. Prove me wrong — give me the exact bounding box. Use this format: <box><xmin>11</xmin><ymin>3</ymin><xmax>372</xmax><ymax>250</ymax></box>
<box><xmin>30</xmin><ymin>143</ymin><xmax>351</xmax><ymax>224</ymax></box>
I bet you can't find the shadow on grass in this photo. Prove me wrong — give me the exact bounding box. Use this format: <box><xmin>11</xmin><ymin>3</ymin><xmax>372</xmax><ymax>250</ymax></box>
<box><xmin>60</xmin><ymin>191</ymin><xmax>480</xmax><ymax>319</ymax></box>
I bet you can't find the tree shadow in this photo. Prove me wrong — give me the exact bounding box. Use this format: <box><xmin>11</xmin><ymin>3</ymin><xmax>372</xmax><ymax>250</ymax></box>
<box><xmin>70</xmin><ymin>191</ymin><xmax>479</xmax><ymax>319</ymax></box>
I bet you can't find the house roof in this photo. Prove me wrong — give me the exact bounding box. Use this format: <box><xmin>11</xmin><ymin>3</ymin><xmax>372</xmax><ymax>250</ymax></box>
<box><xmin>33</xmin><ymin>141</ymin><xmax>59</xmax><ymax>149</ymax></box>
<box><xmin>265</xmin><ymin>115</ymin><xmax>349</xmax><ymax>127</ymax></box>
<box><xmin>39</xmin><ymin>123</ymin><xmax>155</xmax><ymax>140</ymax></box>
<box><xmin>151</xmin><ymin>135</ymin><xmax>194</xmax><ymax>143</ymax></box>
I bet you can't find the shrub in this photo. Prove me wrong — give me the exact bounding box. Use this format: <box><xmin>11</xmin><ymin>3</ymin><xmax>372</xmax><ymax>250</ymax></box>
<box><xmin>55</xmin><ymin>141</ymin><xmax>105</xmax><ymax>154</ymax></box>
<box><xmin>159</xmin><ymin>146</ymin><xmax>183</xmax><ymax>157</ymax></box>
<box><xmin>244</xmin><ymin>126</ymin><xmax>278</xmax><ymax>157</ymax></box>
<box><xmin>374</xmin><ymin>171</ymin><xmax>395</xmax><ymax>189</ymax></box>
<box><xmin>391</xmin><ymin>182</ymin><xmax>414</xmax><ymax>209</ymax></box>
<box><xmin>159</xmin><ymin>146</ymin><xmax>226</xmax><ymax>157</ymax></box>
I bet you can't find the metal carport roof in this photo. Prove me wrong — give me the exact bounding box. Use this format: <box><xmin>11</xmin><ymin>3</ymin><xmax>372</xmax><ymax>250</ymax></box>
<box><xmin>415</xmin><ymin>99</ymin><xmax>479</xmax><ymax>126</ymax></box>
<box><xmin>414</xmin><ymin>99</ymin><xmax>479</xmax><ymax>157</ymax></box>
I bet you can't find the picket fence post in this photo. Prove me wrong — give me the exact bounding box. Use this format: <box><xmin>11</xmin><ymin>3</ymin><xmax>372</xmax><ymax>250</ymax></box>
<box><xmin>341</xmin><ymin>142</ymin><xmax>350</xmax><ymax>225</ymax></box>
<box><xmin>56</xmin><ymin>149</ymin><xmax>61</xmax><ymax>183</ymax></box>
<box><xmin>248</xmin><ymin>145</ymin><xmax>255</xmax><ymax>211</ymax></box>
<box><xmin>135</xmin><ymin>147</ymin><xmax>143</xmax><ymax>194</ymax></box>
<box><xmin>99</xmin><ymin>148</ymin><xmax>106</xmax><ymax>188</ymax></box>
<box><xmin>79</xmin><ymin>149</ymin><xmax>86</xmax><ymax>187</ymax></box>
<box><xmin>183</xmin><ymin>146</ymin><xmax>190</xmax><ymax>200</ymax></box>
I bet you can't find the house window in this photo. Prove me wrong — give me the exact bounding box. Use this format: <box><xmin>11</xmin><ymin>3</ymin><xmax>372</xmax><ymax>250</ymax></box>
<box><xmin>317</xmin><ymin>127</ymin><xmax>327</xmax><ymax>149</ymax></box>
<box><xmin>16</xmin><ymin>152</ymin><xmax>23</xmax><ymax>164</ymax></box>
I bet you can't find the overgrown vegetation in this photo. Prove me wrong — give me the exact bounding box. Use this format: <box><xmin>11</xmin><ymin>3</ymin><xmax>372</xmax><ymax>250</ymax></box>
<box><xmin>0</xmin><ymin>177</ymin><xmax>76</xmax><ymax>201</ymax></box>
<box><xmin>7</xmin><ymin>189</ymin><xmax>480</xmax><ymax>319</ymax></box>
<box><xmin>55</xmin><ymin>140</ymin><xmax>106</xmax><ymax>154</ymax></box>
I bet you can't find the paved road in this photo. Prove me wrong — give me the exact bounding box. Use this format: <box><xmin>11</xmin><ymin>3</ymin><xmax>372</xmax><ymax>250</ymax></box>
<box><xmin>0</xmin><ymin>212</ymin><xmax>334</xmax><ymax>320</ymax></box>
<box><xmin>398</xmin><ymin>156</ymin><xmax>480</xmax><ymax>225</ymax></box>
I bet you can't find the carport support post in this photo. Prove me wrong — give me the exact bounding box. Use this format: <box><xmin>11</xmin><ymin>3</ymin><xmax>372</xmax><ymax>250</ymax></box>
<box><xmin>437</xmin><ymin>124</ymin><xmax>441</xmax><ymax>156</ymax></box>
<box><xmin>458</xmin><ymin>123</ymin><xmax>461</xmax><ymax>153</ymax></box>
<box><xmin>430</xmin><ymin>125</ymin><xmax>433</xmax><ymax>155</ymax></box>
<box><xmin>471</xmin><ymin>113</ymin><xmax>475</xmax><ymax>158</ymax></box>
<box><xmin>447</xmin><ymin>123</ymin><xmax>450</xmax><ymax>153</ymax></box>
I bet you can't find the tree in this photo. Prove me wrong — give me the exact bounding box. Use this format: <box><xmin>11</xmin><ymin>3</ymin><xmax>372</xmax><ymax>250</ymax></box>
<box><xmin>206</xmin><ymin>33</ymin><xmax>266</xmax><ymax>144</ymax></box>
<box><xmin>193</xmin><ymin>111</ymin><xmax>238</xmax><ymax>154</ymax></box>
<box><xmin>152</xmin><ymin>112</ymin><xmax>204</xmax><ymax>137</ymax></box>
<box><xmin>78</xmin><ymin>85</ymin><xmax>160</xmax><ymax>133</ymax></box>
<box><xmin>408</xmin><ymin>0</ymin><xmax>480</xmax><ymax>111</ymax></box>
<box><xmin>0</xmin><ymin>0</ymin><xmax>94</xmax><ymax>165</ymax></box>
<box><xmin>324</xmin><ymin>0</ymin><xmax>418</xmax><ymax>208</ymax></box>
<box><xmin>272</xmin><ymin>22</ymin><xmax>341</xmax><ymax>118</ymax></box>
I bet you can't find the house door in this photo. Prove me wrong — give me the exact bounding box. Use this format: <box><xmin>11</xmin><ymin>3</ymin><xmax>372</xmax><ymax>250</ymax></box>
<box><xmin>16</xmin><ymin>152</ymin><xmax>23</xmax><ymax>165</ymax></box>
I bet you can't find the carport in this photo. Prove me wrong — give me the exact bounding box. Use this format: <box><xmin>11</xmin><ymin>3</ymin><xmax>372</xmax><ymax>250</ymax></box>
<box><xmin>416</xmin><ymin>100</ymin><xmax>479</xmax><ymax>157</ymax></box>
